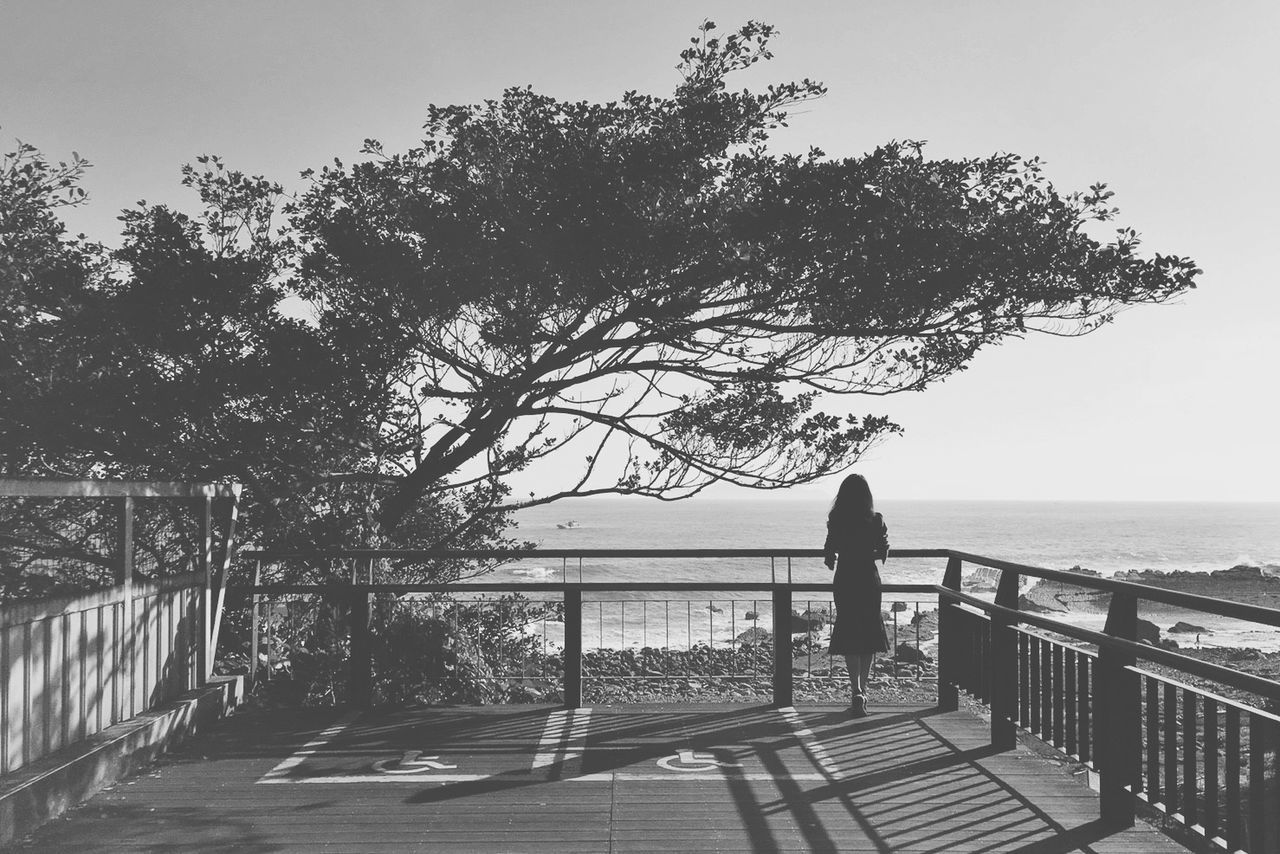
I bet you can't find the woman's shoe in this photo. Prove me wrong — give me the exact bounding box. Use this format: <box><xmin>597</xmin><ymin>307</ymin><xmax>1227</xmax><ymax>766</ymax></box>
<box><xmin>848</xmin><ymin>694</ymin><xmax>868</xmax><ymax>718</ymax></box>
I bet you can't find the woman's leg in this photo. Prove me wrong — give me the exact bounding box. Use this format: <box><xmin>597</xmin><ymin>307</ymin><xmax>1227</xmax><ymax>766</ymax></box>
<box><xmin>858</xmin><ymin>653</ymin><xmax>874</xmax><ymax>695</ymax></box>
<box><xmin>845</xmin><ymin>653</ymin><xmax>871</xmax><ymax>716</ymax></box>
<box><xmin>844</xmin><ymin>655</ymin><xmax>860</xmax><ymax>696</ymax></box>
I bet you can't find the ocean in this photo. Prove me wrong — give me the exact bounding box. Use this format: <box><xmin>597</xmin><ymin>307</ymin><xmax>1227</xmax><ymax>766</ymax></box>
<box><xmin>489</xmin><ymin>498</ymin><xmax>1280</xmax><ymax>652</ymax></box>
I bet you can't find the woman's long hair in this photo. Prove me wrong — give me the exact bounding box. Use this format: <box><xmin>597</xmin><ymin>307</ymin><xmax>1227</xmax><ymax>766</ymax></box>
<box><xmin>829</xmin><ymin>473</ymin><xmax>875</xmax><ymax>524</ymax></box>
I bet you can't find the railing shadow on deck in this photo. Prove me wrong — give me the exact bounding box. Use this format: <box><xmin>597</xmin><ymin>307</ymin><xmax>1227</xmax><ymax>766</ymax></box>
<box><xmin>233</xmin><ymin>546</ymin><xmax>1280</xmax><ymax>853</ymax></box>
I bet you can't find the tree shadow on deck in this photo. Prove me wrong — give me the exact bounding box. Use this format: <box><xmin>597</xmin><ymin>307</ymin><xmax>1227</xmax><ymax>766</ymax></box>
<box><xmin>12</xmin><ymin>803</ymin><xmax>275</xmax><ymax>854</ymax></box>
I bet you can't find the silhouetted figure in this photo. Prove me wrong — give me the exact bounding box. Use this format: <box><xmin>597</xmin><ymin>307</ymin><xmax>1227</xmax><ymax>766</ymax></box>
<box><xmin>824</xmin><ymin>473</ymin><xmax>890</xmax><ymax>717</ymax></box>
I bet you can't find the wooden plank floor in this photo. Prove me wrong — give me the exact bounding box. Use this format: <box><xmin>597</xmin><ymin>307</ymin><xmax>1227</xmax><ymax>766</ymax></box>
<box><xmin>10</xmin><ymin>703</ymin><xmax>1190</xmax><ymax>853</ymax></box>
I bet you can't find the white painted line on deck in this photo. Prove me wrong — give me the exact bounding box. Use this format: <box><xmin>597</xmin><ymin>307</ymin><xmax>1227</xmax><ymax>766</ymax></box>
<box><xmin>531</xmin><ymin>709</ymin><xmax>570</xmax><ymax>768</ymax></box>
<box><xmin>775</xmin><ymin>706</ymin><xmax>844</xmax><ymax>779</ymax></box>
<box><xmin>531</xmin><ymin>707</ymin><xmax>591</xmax><ymax>778</ymax></box>
<box><xmin>256</xmin><ymin>711</ymin><xmax>362</xmax><ymax>784</ymax></box>
<box><xmin>267</xmin><ymin>773</ymin><xmax>504</xmax><ymax>784</ymax></box>
<box><xmin>570</xmin><ymin>772</ymin><xmax>828</xmax><ymax>782</ymax></box>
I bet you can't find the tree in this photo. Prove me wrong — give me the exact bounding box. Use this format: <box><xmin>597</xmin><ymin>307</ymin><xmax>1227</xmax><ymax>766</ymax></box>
<box><xmin>284</xmin><ymin>21</ymin><xmax>1198</xmax><ymax>536</ymax></box>
<box><xmin>0</xmin><ymin>145</ymin><xmax>515</xmax><ymax>558</ymax></box>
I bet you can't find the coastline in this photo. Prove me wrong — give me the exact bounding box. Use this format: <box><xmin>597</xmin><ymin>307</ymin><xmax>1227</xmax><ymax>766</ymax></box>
<box><xmin>1009</xmin><ymin>563</ymin><xmax>1280</xmax><ymax>653</ymax></box>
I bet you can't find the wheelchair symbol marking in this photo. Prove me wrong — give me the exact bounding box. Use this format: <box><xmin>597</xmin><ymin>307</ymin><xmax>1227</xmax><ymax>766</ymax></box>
<box><xmin>372</xmin><ymin>750</ymin><xmax>458</xmax><ymax>774</ymax></box>
<box><xmin>656</xmin><ymin>749</ymin><xmax>743</xmax><ymax>772</ymax></box>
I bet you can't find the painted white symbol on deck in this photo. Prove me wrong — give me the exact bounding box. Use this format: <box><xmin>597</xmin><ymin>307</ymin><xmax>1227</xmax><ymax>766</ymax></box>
<box><xmin>656</xmin><ymin>750</ymin><xmax>743</xmax><ymax>772</ymax></box>
<box><xmin>371</xmin><ymin>751</ymin><xmax>458</xmax><ymax>774</ymax></box>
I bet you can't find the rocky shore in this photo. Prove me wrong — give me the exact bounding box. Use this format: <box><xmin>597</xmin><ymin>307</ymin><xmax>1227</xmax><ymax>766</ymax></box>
<box><xmin>580</xmin><ymin>609</ymin><xmax>939</xmax><ymax>705</ymax></box>
<box><xmin>1018</xmin><ymin>563</ymin><xmax>1280</xmax><ymax>613</ymax></box>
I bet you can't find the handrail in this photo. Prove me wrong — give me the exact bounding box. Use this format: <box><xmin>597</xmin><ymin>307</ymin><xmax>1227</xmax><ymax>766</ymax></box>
<box><xmin>948</xmin><ymin>550</ymin><xmax>1280</xmax><ymax>627</ymax></box>
<box><xmin>241</xmin><ymin>546</ymin><xmax>1280</xmax><ymax>628</ymax></box>
<box><xmin>232</xmin><ymin>582</ymin><xmax>939</xmax><ymax>594</ymax></box>
<box><xmin>1129</xmin><ymin>665</ymin><xmax>1280</xmax><ymax>725</ymax></box>
<box><xmin>240</xmin><ymin>547</ymin><xmax>951</xmax><ymax>559</ymax></box>
<box><xmin>235</xmin><ymin>545</ymin><xmax>1280</xmax><ymax>702</ymax></box>
<box><xmin>942</xmin><ymin>588</ymin><xmax>1280</xmax><ymax>701</ymax></box>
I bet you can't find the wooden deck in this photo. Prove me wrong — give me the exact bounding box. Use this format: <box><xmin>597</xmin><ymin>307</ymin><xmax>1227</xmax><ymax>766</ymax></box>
<box><xmin>10</xmin><ymin>703</ymin><xmax>1190</xmax><ymax>853</ymax></box>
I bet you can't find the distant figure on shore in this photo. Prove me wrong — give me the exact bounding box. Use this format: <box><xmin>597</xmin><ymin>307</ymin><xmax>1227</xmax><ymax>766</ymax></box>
<box><xmin>824</xmin><ymin>473</ymin><xmax>891</xmax><ymax>718</ymax></box>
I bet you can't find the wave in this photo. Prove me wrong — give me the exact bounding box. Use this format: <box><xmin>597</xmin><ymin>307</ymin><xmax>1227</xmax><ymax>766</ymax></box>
<box><xmin>510</xmin><ymin>566</ymin><xmax>558</xmax><ymax>579</ymax></box>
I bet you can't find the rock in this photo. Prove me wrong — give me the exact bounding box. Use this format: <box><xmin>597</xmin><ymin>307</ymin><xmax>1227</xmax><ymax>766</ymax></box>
<box><xmin>792</xmin><ymin>650</ymin><xmax>835</xmax><ymax>673</ymax></box>
<box><xmin>736</xmin><ymin>626</ymin><xmax>771</xmax><ymax>646</ymax></box>
<box><xmin>1136</xmin><ymin>618</ymin><xmax>1161</xmax><ymax>645</ymax></box>
<box><xmin>790</xmin><ymin>610</ymin><xmax>827</xmax><ymax>633</ymax></box>
<box><xmin>1227</xmin><ymin>647</ymin><xmax>1263</xmax><ymax>661</ymax></box>
<box><xmin>890</xmin><ymin>602</ymin><xmax>909</xmax><ymax>612</ymax></box>
<box><xmin>1168</xmin><ymin>621</ymin><xmax>1208</xmax><ymax>634</ymax></box>
<box><xmin>1110</xmin><ymin>565</ymin><xmax>1280</xmax><ymax>611</ymax></box>
<box><xmin>1020</xmin><ymin>578</ymin><xmax>1110</xmax><ymax>614</ymax></box>
<box><xmin>910</xmin><ymin>610</ymin><xmax>939</xmax><ymax>641</ymax></box>
<box><xmin>964</xmin><ymin>567</ymin><xmax>1002</xmax><ymax>591</ymax></box>
<box><xmin>1067</xmin><ymin>565</ymin><xmax>1104</xmax><ymax>576</ymax></box>
<box><xmin>801</xmin><ymin>607</ymin><xmax>832</xmax><ymax>626</ymax></box>
<box><xmin>744</xmin><ymin>610</ymin><xmax>759</xmax><ymax>621</ymax></box>
<box><xmin>895</xmin><ymin>643</ymin><xmax>931</xmax><ymax>664</ymax></box>
<box><xmin>1017</xmin><ymin>594</ymin><xmax>1060</xmax><ymax>614</ymax></box>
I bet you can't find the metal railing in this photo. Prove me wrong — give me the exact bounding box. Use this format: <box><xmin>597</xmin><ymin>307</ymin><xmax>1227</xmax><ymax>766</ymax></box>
<box><xmin>232</xmin><ymin>548</ymin><xmax>944</xmax><ymax>708</ymax></box>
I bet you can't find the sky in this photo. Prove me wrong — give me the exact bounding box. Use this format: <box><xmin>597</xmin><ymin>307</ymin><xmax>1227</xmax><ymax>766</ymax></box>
<box><xmin>2</xmin><ymin>1</ymin><xmax>1277</xmax><ymax>503</ymax></box>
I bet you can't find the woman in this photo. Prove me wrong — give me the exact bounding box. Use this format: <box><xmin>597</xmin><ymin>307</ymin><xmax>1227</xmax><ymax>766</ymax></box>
<box><xmin>824</xmin><ymin>473</ymin><xmax>890</xmax><ymax>718</ymax></box>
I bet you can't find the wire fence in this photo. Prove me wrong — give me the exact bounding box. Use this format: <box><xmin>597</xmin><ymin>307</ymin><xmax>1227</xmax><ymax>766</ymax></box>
<box><xmin>242</xmin><ymin>591</ymin><xmax>940</xmax><ymax>705</ymax></box>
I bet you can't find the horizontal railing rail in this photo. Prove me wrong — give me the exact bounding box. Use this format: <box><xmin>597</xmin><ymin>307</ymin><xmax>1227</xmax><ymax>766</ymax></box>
<box><xmin>233</xmin><ymin>582</ymin><xmax>938</xmax><ymax>594</ymax></box>
<box><xmin>948</xmin><ymin>550</ymin><xmax>1280</xmax><ymax>628</ymax></box>
<box><xmin>942</xmin><ymin>587</ymin><xmax>1280</xmax><ymax>701</ymax></box>
<box><xmin>239</xmin><ymin>548</ymin><xmax>954</xmax><ymax>559</ymax></box>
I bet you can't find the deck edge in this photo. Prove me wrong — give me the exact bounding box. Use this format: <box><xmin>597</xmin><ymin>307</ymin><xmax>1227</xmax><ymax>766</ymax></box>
<box><xmin>0</xmin><ymin>674</ymin><xmax>243</xmax><ymax>847</ymax></box>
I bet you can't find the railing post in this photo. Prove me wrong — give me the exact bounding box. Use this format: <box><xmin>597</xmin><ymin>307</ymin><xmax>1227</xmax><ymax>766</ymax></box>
<box><xmin>1098</xmin><ymin>591</ymin><xmax>1139</xmax><ymax>827</ymax></box>
<box><xmin>772</xmin><ymin>586</ymin><xmax>793</xmax><ymax>707</ymax></box>
<box><xmin>249</xmin><ymin>559</ymin><xmax>263</xmax><ymax>687</ymax></box>
<box><xmin>348</xmin><ymin>588</ymin><xmax>372</xmax><ymax>708</ymax></box>
<box><xmin>937</xmin><ymin>555</ymin><xmax>962</xmax><ymax>712</ymax></box>
<box><xmin>991</xmin><ymin>569</ymin><xmax>1020</xmax><ymax>750</ymax></box>
<box><xmin>196</xmin><ymin>496</ymin><xmax>212</xmax><ymax>686</ymax></box>
<box><xmin>564</xmin><ymin>587</ymin><xmax>582</xmax><ymax>709</ymax></box>
<box><xmin>116</xmin><ymin>497</ymin><xmax>135</xmax><ymax>720</ymax></box>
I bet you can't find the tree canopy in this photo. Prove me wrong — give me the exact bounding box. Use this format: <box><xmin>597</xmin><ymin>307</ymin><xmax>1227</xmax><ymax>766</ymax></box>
<box><xmin>1</xmin><ymin>21</ymin><xmax>1199</xmax><ymax>548</ymax></box>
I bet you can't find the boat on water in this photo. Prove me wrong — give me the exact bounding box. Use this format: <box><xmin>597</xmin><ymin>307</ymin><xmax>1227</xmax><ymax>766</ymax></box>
<box><xmin>556</xmin><ymin>520</ymin><xmax>581</xmax><ymax>529</ymax></box>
